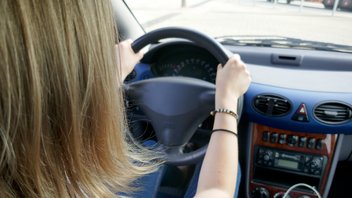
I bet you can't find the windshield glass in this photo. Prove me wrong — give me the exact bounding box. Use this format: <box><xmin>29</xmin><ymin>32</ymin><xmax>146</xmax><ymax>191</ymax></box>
<box><xmin>125</xmin><ymin>0</ymin><xmax>352</xmax><ymax>49</ymax></box>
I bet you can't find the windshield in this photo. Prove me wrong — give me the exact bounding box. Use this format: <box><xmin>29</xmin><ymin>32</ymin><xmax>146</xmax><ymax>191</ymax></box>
<box><xmin>125</xmin><ymin>0</ymin><xmax>352</xmax><ymax>49</ymax></box>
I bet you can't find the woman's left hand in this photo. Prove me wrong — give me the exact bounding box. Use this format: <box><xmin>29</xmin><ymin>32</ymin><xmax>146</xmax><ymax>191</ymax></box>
<box><xmin>116</xmin><ymin>39</ymin><xmax>144</xmax><ymax>81</ymax></box>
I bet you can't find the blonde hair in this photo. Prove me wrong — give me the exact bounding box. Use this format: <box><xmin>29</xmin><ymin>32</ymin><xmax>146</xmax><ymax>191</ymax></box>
<box><xmin>0</xmin><ymin>0</ymin><xmax>159</xmax><ymax>197</ymax></box>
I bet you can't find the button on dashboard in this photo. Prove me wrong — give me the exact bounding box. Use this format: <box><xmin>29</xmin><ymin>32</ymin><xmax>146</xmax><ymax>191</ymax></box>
<box><xmin>271</xmin><ymin>133</ymin><xmax>278</xmax><ymax>143</ymax></box>
<box><xmin>307</xmin><ymin>138</ymin><xmax>316</xmax><ymax>149</ymax></box>
<box><xmin>316</xmin><ymin>139</ymin><xmax>323</xmax><ymax>150</ymax></box>
<box><xmin>261</xmin><ymin>130</ymin><xmax>324</xmax><ymax>151</ymax></box>
<box><xmin>279</xmin><ymin>134</ymin><xmax>287</xmax><ymax>144</ymax></box>
<box><xmin>299</xmin><ymin>137</ymin><xmax>307</xmax><ymax>147</ymax></box>
<box><xmin>287</xmin><ymin>135</ymin><xmax>298</xmax><ymax>146</ymax></box>
<box><xmin>262</xmin><ymin>131</ymin><xmax>270</xmax><ymax>142</ymax></box>
<box><xmin>292</xmin><ymin>103</ymin><xmax>309</xmax><ymax>122</ymax></box>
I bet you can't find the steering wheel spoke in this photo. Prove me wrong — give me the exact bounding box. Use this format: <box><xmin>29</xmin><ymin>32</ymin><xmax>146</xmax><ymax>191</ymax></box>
<box><xmin>162</xmin><ymin>145</ymin><xmax>208</xmax><ymax>166</ymax></box>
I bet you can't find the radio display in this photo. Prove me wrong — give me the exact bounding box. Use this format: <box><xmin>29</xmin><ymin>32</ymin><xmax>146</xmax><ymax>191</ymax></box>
<box><xmin>277</xmin><ymin>159</ymin><xmax>299</xmax><ymax>170</ymax></box>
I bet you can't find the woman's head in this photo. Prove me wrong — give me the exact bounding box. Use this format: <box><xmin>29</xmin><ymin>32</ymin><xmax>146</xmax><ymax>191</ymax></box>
<box><xmin>0</xmin><ymin>0</ymin><xmax>156</xmax><ymax>197</ymax></box>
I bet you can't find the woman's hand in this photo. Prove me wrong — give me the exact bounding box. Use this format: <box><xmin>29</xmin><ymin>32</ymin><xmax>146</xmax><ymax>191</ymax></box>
<box><xmin>116</xmin><ymin>39</ymin><xmax>144</xmax><ymax>81</ymax></box>
<box><xmin>196</xmin><ymin>54</ymin><xmax>251</xmax><ymax>198</ymax></box>
<box><xmin>215</xmin><ymin>54</ymin><xmax>251</xmax><ymax>111</ymax></box>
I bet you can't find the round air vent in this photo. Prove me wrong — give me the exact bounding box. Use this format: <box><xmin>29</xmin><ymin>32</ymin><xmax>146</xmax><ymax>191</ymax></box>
<box><xmin>253</xmin><ymin>94</ymin><xmax>291</xmax><ymax>116</ymax></box>
<box><xmin>314</xmin><ymin>102</ymin><xmax>352</xmax><ymax>124</ymax></box>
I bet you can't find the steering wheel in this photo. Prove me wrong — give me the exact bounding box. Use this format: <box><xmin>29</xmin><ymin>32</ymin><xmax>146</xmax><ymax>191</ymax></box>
<box><xmin>125</xmin><ymin>27</ymin><xmax>243</xmax><ymax>165</ymax></box>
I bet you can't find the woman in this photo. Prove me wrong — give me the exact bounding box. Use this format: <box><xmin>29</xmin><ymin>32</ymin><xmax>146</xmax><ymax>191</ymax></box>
<box><xmin>0</xmin><ymin>0</ymin><xmax>251</xmax><ymax>197</ymax></box>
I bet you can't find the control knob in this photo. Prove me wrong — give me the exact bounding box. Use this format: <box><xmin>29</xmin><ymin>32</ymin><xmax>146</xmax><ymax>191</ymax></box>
<box><xmin>263</xmin><ymin>154</ymin><xmax>270</xmax><ymax>161</ymax></box>
<box><xmin>274</xmin><ymin>192</ymin><xmax>291</xmax><ymax>198</ymax></box>
<box><xmin>310</xmin><ymin>157</ymin><xmax>322</xmax><ymax>169</ymax></box>
<box><xmin>263</xmin><ymin>151</ymin><xmax>273</xmax><ymax>161</ymax></box>
<box><xmin>252</xmin><ymin>187</ymin><xmax>270</xmax><ymax>198</ymax></box>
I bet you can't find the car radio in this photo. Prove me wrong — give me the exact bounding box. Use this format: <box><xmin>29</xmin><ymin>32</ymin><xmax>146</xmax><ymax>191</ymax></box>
<box><xmin>255</xmin><ymin>147</ymin><xmax>327</xmax><ymax>176</ymax></box>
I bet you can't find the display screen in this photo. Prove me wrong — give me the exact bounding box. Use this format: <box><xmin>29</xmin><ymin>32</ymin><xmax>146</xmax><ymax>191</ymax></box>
<box><xmin>277</xmin><ymin>159</ymin><xmax>299</xmax><ymax>170</ymax></box>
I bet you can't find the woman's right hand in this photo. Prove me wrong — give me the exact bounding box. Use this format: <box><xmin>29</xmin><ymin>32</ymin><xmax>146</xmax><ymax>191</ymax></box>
<box><xmin>215</xmin><ymin>54</ymin><xmax>251</xmax><ymax>111</ymax></box>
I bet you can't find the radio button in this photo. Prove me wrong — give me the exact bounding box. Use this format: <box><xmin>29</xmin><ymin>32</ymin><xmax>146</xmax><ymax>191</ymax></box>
<box><xmin>310</xmin><ymin>157</ymin><xmax>322</xmax><ymax>169</ymax></box>
<box><xmin>279</xmin><ymin>134</ymin><xmax>286</xmax><ymax>144</ymax></box>
<box><xmin>271</xmin><ymin>133</ymin><xmax>278</xmax><ymax>143</ymax></box>
<box><xmin>316</xmin><ymin>139</ymin><xmax>323</xmax><ymax>150</ymax></box>
<box><xmin>307</xmin><ymin>138</ymin><xmax>316</xmax><ymax>149</ymax></box>
<box><xmin>275</xmin><ymin>152</ymin><xmax>279</xmax><ymax>158</ymax></box>
<box><xmin>259</xmin><ymin>148</ymin><xmax>265</xmax><ymax>154</ymax></box>
<box><xmin>288</xmin><ymin>135</ymin><xmax>299</xmax><ymax>146</ymax></box>
<box><xmin>263</xmin><ymin>151</ymin><xmax>273</xmax><ymax>160</ymax></box>
<box><xmin>262</xmin><ymin>131</ymin><xmax>270</xmax><ymax>142</ymax></box>
<box><xmin>287</xmin><ymin>135</ymin><xmax>293</xmax><ymax>145</ymax></box>
<box><xmin>304</xmin><ymin>156</ymin><xmax>312</xmax><ymax>162</ymax></box>
<box><xmin>299</xmin><ymin>137</ymin><xmax>307</xmax><ymax>147</ymax></box>
<box><xmin>263</xmin><ymin>155</ymin><xmax>270</xmax><ymax>161</ymax></box>
<box><xmin>261</xmin><ymin>150</ymin><xmax>274</xmax><ymax>166</ymax></box>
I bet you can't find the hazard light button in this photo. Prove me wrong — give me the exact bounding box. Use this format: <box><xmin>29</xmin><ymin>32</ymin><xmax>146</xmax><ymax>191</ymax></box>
<box><xmin>292</xmin><ymin>103</ymin><xmax>309</xmax><ymax>122</ymax></box>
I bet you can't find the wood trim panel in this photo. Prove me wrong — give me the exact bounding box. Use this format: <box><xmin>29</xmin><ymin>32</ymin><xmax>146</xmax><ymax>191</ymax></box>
<box><xmin>249</xmin><ymin>123</ymin><xmax>337</xmax><ymax>198</ymax></box>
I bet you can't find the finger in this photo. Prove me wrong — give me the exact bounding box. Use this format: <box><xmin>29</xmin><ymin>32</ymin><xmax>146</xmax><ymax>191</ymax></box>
<box><xmin>119</xmin><ymin>39</ymin><xmax>133</xmax><ymax>50</ymax></box>
<box><xmin>232</xmin><ymin>54</ymin><xmax>241</xmax><ymax>60</ymax></box>
<box><xmin>229</xmin><ymin>54</ymin><xmax>241</xmax><ymax>63</ymax></box>
<box><xmin>137</xmin><ymin>51</ymin><xmax>144</xmax><ymax>59</ymax></box>
<box><xmin>217</xmin><ymin>64</ymin><xmax>222</xmax><ymax>70</ymax></box>
<box><xmin>124</xmin><ymin>39</ymin><xmax>133</xmax><ymax>44</ymax></box>
<box><xmin>120</xmin><ymin>39</ymin><xmax>133</xmax><ymax>45</ymax></box>
<box><xmin>227</xmin><ymin>55</ymin><xmax>240</xmax><ymax>67</ymax></box>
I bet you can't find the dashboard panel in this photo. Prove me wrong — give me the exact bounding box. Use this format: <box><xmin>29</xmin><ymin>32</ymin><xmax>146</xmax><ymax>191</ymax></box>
<box><xmin>126</xmin><ymin>40</ymin><xmax>352</xmax><ymax>198</ymax></box>
<box><xmin>245</xmin><ymin>83</ymin><xmax>352</xmax><ymax>134</ymax></box>
<box><xmin>126</xmin><ymin>41</ymin><xmax>352</xmax><ymax>134</ymax></box>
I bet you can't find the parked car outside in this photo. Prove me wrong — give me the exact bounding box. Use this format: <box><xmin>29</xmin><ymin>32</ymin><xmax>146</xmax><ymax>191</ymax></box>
<box><xmin>323</xmin><ymin>0</ymin><xmax>352</xmax><ymax>10</ymax></box>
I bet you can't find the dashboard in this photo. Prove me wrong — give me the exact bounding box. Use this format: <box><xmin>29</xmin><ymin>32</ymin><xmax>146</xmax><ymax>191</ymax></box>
<box><xmin>126</xmin><ymin>41</ymin><xmax>352</xmax><ymax>198</ymax></box>
<box><xmin>126</xmin><ymin>41</ymin><xmax>352</xmax><ymax>134</ymax></box>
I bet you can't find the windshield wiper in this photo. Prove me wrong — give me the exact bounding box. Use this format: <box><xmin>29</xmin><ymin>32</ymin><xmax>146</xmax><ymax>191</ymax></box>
<box><xmin>216</xmin><ymin>36</ymin><xmax>352</xmax><ymax>53</ymax></box>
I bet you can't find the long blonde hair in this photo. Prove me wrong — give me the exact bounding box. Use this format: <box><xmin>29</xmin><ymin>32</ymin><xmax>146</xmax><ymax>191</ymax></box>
<box><xmin>0</xmin><ymin>0</ymin><xmax>159</xmax><ymax>197</ymax></box>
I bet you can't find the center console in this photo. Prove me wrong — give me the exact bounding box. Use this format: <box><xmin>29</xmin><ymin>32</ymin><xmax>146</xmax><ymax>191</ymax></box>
<box><xmin>249</xmin><ymin>124</ymin><xmax>337</xmax><ymax>198</ymax></box>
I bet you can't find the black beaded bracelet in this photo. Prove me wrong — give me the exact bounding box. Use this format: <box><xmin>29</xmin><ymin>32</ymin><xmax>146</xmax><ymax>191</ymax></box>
<box><xmin>212</xmin><ymin>129</ymin><xmax>238</xmax><ymax>137</ymax></box>
<box><xmin>210</xmin><ymin>108</ymin><xmax>238</xmax><ymax>120</ymax></box>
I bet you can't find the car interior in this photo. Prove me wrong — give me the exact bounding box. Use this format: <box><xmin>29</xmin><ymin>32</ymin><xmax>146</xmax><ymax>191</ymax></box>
<box><xmin>113</xmin><ymin>1</ymin><xmax>352</xmax><ymax>198</ymax></box>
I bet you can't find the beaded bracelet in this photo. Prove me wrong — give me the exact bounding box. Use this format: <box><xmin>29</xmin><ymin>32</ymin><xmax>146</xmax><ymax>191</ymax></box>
<box><xmin>212</xmin><ymin>129</ymin><xmax>238</xmax><ymax>137</ymax></box>
<box><xmin>210</xmin><ymin>108</ymin><xmax>238</xmax><ymax>120</ymax></box>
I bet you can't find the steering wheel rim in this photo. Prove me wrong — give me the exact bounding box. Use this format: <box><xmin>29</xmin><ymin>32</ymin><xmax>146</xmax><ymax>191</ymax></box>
<box><xmin>127</xmin><ymin>27</ymin><xmax>243</xmax><ymax>165</ymax></box>
<box><xmin>132</xmin><ymin>27</ymin><xmax>233</xmax><ymax>66</ymax></box>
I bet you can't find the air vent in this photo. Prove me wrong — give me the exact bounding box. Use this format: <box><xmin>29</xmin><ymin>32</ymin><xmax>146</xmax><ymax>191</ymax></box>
<box><xmin>253</xmin><ymin>94</ymin><xmax>291</xmax><ymax>116</ymax></box>
<box><xmin>314</xmin><ymin>102</ymin><xmax>352</xmax><ymax>124</ymax></box>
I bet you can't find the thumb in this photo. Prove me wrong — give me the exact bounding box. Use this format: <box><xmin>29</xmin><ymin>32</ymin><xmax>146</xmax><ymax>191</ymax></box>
<box><xmin>137</xmin><ymin>51</ymin><xmax>144</xmax><ymax>59</ymax></box>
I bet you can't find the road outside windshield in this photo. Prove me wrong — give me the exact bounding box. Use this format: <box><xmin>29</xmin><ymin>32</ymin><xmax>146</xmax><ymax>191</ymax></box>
<box><xmin>126</xmin><ymin>0</ymin><xmax>352</xmax><ymax>46</ymax></box>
